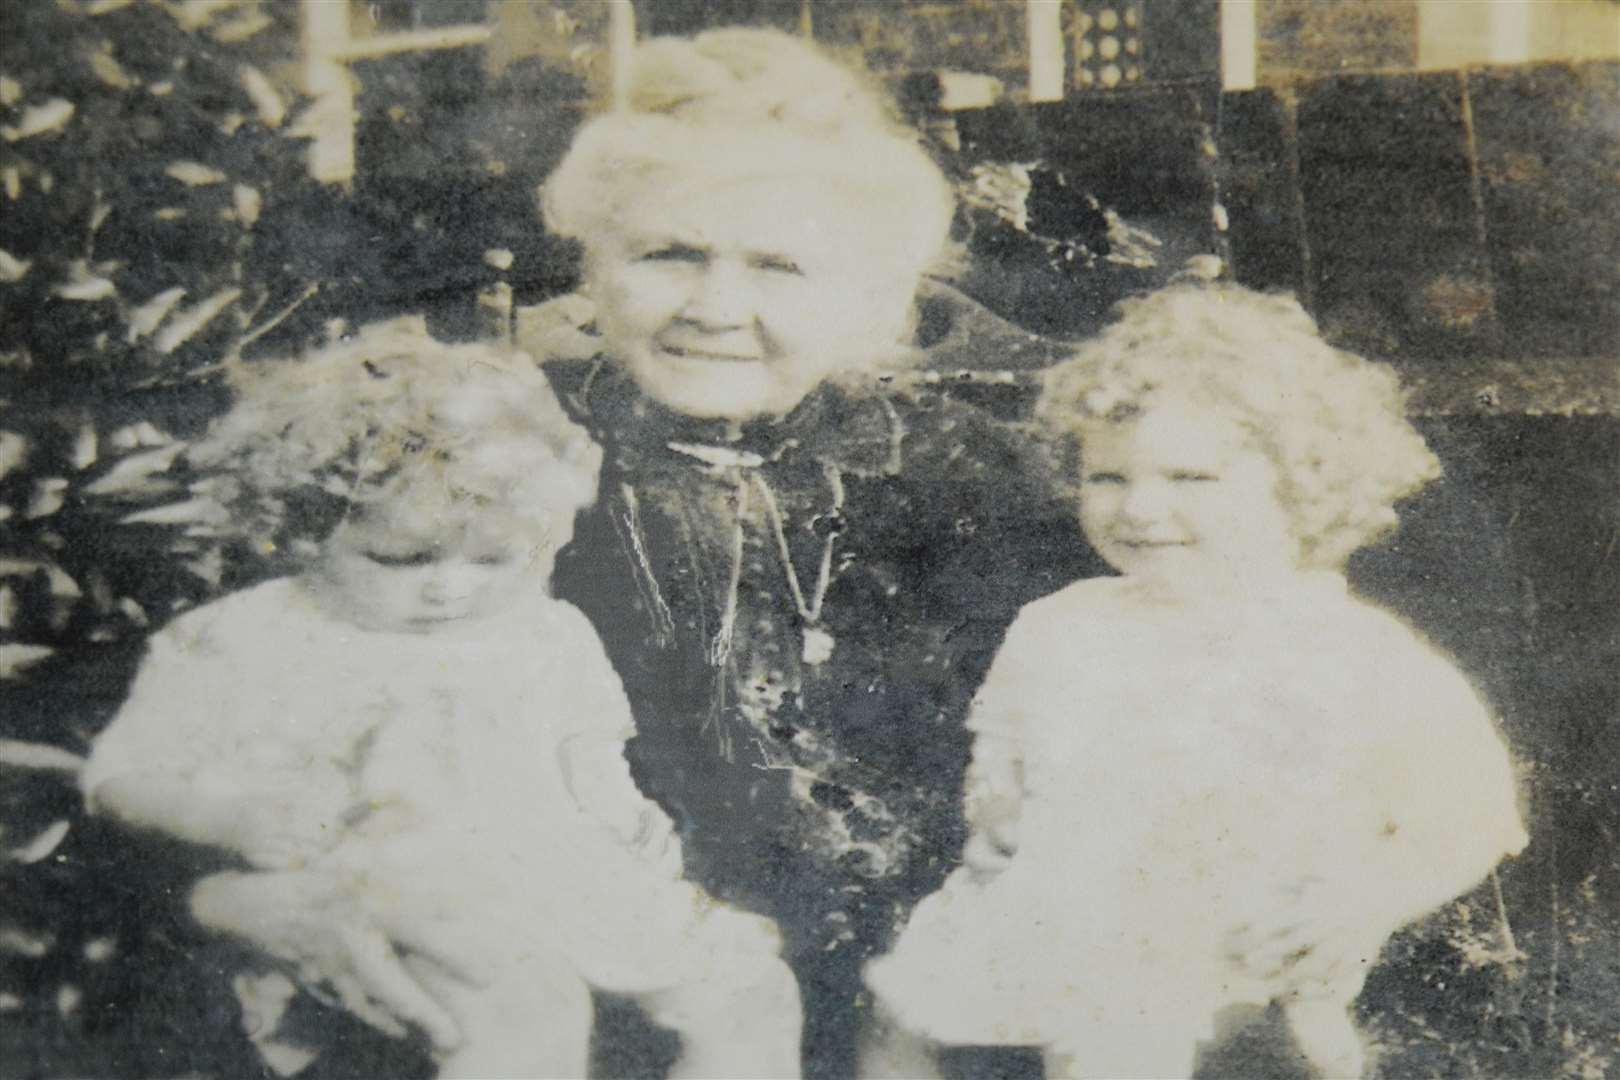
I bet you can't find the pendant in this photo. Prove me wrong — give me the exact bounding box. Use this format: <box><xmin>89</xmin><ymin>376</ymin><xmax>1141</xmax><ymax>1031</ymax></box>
<box><xmin>802</xmin><ymin>625</ymin><xmax>836</xmax><ymax>666</ymax></box>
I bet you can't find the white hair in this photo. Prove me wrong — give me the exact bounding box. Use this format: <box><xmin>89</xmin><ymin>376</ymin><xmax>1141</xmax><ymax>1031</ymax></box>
<box><xmin>542</xmin><ymin>28</ymin><xmax>954</xmax><ymax>286</ymax></box>
<box><xmin>1039</xmin><ymin>284</ymin><xmax>1442</xmax><ymax>570</ymax></box>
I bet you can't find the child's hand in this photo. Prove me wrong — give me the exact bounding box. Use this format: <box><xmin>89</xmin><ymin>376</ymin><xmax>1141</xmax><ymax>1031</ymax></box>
<box><xmin>961</xmin><ymin>813</ymin><xmax>1020</xmax><ymax>881</ymax></box>
<box><xmin>191</xmin><ymin>868</ymin><xmax>466</xmax><ymax>1053</ymax></box>
<box><xmin>1222</xmin><ymin>877</ymin><xmax>1380</xmax><ymax>989</ymax></box>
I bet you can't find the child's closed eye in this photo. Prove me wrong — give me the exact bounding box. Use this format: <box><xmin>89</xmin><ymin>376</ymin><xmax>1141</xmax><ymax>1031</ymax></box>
<box><xmin>639</xmin><ymin>243</ymin><xmax>708</xmax><ymax>265</ymax></box>
<box><xmin>748</xmin><ymin>254</ymin><xmax>804</xmax><ymax>276</ymax></box>
<box><xmin>1169</xmin><ymin>471</ymin><xmax>1219</xmax><ymax>482</ymax></box>
<box><xmin>1084</xmin><ymin>472</ymin><xmax>1127</xmax><ymax>485</ymax></box>
<box><xmin>363</xmin><ymin>549</ymin><xmax>438</xmax><ymax>568</ymax></box>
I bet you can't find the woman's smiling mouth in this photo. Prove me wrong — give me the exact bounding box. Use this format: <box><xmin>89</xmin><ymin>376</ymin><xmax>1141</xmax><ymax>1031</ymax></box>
<box><xmin>659</xmin><ymin>343</ymin><xmax>762</xmax><ymax>362</ymax></box>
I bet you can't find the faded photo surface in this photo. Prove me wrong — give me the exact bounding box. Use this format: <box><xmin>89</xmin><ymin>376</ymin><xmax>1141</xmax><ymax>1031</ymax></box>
<box><xmin>2</xmin><ymin>3</ymin><xmax>1616</xmax><ymax>1079</ymax></box>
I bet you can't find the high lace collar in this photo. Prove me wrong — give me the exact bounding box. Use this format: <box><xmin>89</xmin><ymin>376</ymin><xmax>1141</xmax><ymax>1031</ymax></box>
<box><xmin>571</xmin><ymin>359</ymin><xmax>906</xmax><ymax>479</ymax></box>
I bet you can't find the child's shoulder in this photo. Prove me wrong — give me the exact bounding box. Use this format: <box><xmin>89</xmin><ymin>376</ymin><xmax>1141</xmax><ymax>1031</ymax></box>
<box><xmin>1005</xmin><ymin>576</ymin><xmax>1129</xmax><ymax>640</ymax></box>
<box><xmin>149</xmin><ymin>577</ymin><xmax>312</xmax><ymax>652</ymax></box>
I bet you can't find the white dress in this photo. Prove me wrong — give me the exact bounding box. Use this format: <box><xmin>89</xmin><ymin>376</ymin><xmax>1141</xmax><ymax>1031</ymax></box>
<box><xmin>84</xmin><ymin>577</ymin><xmax>770</xmax><ymax>995</ymax></box>
<box><xmin>866</xmin><ymin>573</ymin><xmax>1527</xmax><ymax>1070</ymax></box>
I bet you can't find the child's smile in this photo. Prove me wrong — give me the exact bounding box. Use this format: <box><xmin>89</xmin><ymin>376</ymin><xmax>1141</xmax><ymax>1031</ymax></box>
<box><xmin>1077</xmin><ymin>402</ymin><xmax>1300</xmax><ymax>592</ymax></box>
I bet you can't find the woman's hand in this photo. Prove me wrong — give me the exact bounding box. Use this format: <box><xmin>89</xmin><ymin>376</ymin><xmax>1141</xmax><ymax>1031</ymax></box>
<box><xmin>190</xmin><ymin>868</ymin><xmax>467</xmax><ymax>1052</ymax></box>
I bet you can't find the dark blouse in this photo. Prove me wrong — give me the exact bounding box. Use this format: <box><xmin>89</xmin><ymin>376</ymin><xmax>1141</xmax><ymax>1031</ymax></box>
<box><xmin>548</xmin><ymin>291</ymin><xmax>1105</xmax><ymax>961</ymax></box>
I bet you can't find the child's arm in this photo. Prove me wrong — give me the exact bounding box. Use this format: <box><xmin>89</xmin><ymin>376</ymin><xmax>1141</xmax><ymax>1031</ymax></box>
<box><xmin>1355</xmin><ymin>640</ymin><xmax>1528</xmax><ymax>921</ymax></box>
<box><xmin>548</xmin><ymin>609</ymin><xmax>683</xmax><ymax>871</ymax></box>
<box><xmin>1229</xmin><ymin>627</ymin><xmax>1528</xmax><ymax>988</ymax></box>
<box><xmin>961</xmin><ymin>730</ymin><xmax>1023</xmax><ymax>877</ymax></box>
<box><xmin>959</xmin><ymin>610</ymin><xmax>1048</xmax><ymax>878</ymax></box>
<box><xmin>84</xmin><ymin>608</ymin><xmax>356</xmax><ymax>868</ymax></box>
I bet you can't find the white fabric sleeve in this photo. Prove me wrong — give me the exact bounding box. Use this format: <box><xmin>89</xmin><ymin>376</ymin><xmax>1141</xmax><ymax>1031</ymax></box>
<box><xmin>81</xmin><ymin>603</ymin><xmax>246</xmax><ymax>804</ymax></box>
<box><xmin>963</xmin><ymin>607</ymin><xmax>1053</xmax><ymax>823</ymax></box>
<box><xmin>551</xmin><ymin>616</ymin><xmax>681</xmax><ymax>870</ymax></box>
<box><xmin>1352</xmin><ymin>618</ymin><xmax>1529</xmax><ymax>924</ymax></box>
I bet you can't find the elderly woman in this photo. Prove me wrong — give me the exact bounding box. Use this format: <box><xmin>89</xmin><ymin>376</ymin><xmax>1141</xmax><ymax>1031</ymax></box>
<box><xmin>538</xmin><ymin>28</ymin><xmax>1102</xmax><ymax>1077</ymax></box>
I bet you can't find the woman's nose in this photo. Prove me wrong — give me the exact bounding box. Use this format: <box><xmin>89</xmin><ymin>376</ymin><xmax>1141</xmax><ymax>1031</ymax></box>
<box><xmin>677</xmin><ymin>262</ymin><xmax>755</xmax><ymax>329</ymax></box>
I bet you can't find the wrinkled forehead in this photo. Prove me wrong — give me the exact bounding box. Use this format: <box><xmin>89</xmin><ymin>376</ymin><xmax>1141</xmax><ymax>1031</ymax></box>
<box><xmin>598</xmin><ymin>172</ymin><xmax>915</xmax><ymax>266</ymax></box>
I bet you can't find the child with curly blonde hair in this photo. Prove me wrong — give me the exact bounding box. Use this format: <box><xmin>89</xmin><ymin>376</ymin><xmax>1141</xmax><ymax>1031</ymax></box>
<box><xmin>82</xmin><ymin>319</ymin><xmax>800</xmax><ymax>1079</ymax></box>
<box><xmin>866</xmin><ymin>284</ymin><xmax>1527</xmax><ymax>1078</ymax></box>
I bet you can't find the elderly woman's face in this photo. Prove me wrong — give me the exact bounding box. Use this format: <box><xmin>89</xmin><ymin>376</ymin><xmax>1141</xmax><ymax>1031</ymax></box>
<box><xmin>585</xmin><ymin>176</ymin><xmax>918</xmax><ymax>421</ymax></box>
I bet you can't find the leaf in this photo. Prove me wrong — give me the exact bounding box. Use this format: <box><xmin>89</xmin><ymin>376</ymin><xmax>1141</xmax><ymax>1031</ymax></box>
<box><xmin>0</xmin><ymin>99</ymin><xmax>75</xmax><ymax>142</ymax></box>
<box><xmin>12</xmin><ymin>820</ymin><xmax>72</xmax><ymax>865</ymax></box>
<box><xmin>233</xmin><ymin>183</ymin><xmax>262</xmax><ymax>227</ymax></box>
<box><xmin>0</xmin><ymin>432</ymin><xmax>26</xmax><ymax>481</ymax></box>
<box><xmin>70</xmin><ymin>424</ymin><xmax>97</xmax><ymax>470</ymax></box>
<box><xmin>108</xmin><ymin>421</ymin><xmax>173</xmax><ymax>450</ymax></box>
<box><xmin>239</xmin><ymin>65</ymin><xmax>285</xmax><ymax>127</ymax></box>
<box><xmin>121</xmin><ymin>496</ymin><xmax>231</xmax><ymax>527</ymax></box>
<box><xmin>169</xmin><ymin>0</ymin><xmax>242</xmax><ymax>31</ymax></box>
<box><xmin>166</xmin><ymin>160</ymin><xmax>229</xmax><ymax>186</ymax></box>
<box><xmin>82</xmin><ymin>442</ymin><xmax>185</xmax><ymax>496</ymax></box>
<box><xmin>153</xmin><ymin>287</ymin><xmax>241</xmax><ymax>353</ymax></box>
<box><xmin>0</xmin><ymin>249</ymin><xmax>30</xmax><ymax>283</ymax></box>
<box><xmin>0</xmin><ymin>738</ymin><xmax>84</xmax><ymax>773</ymax></box>
<box><xmin>126</xmin><ymin>286</ymin><xmax>187</xmax><ymax>343</ymax></box>
<box><xmin>24</xmin><ymin>478</ymin><xmax>68</xmax><ymax>519</ymax></box>
<box><xmin>0</xmin><ymin>645</ymin><xmax>56</xmax><ymax>681</ymax></box>
<box><xmin>182</xmin><ymin>546</ymin><xmax>225</xmax><ymax>586</ymax></box>
<box><xmin>0</xmin><ymin>77</ymin><xmax>20</xmax><ymax>107</ymax></box>
<box><xmin>88</xmin><ymin>46</ymin><xmax>138</xmax><ymax>90</ymax></box>
<box><xmin>85</xmin><ymin>0</ymin><xmax>138</xmax><ymax>13</ymax></box>
<box><xmin>212</xmin><ymin>11</ymin><xmax>273</xmax><ymax>43</ymax></box>
<box><xmin>52</xmin><ymin>261</ymin><xmax>118</xmax><ymax>301</ymax></box>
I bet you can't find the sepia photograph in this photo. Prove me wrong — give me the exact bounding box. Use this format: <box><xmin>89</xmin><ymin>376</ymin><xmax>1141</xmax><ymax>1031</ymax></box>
<box><xmin>1</xmin><ymin>1</ymin><xmax>1617</xmax><ymax>1077</ymax></box>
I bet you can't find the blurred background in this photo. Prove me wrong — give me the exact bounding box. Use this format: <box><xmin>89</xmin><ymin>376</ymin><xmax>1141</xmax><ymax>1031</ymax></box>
<box><xmin>1</xmin><ymin>1</ymin><xmax>1616</xmax><ymax>1076</ymax></box>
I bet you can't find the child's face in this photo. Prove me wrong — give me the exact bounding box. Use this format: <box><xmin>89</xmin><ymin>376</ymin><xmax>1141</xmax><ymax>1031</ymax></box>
<box><xmin>1077</xmin><ymin>402</ymin><xmax>1300</xmax><ymax>593</ymax></box>
<box><xmin>315</xmin><ymin>502</ymin><xmax>545</xmax><ymax>633</ymax></box>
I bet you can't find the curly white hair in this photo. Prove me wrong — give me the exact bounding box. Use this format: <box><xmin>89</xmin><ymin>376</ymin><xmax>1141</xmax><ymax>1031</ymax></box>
<box><xmin>1038</xmin><ymin>284</ymin><xmax>1441</xmax><ymax>569</ymax></box>
<box><xmin>189</xmin><ymin>317</ymin><xmax>600</xmax><ymax>549</ymax></box>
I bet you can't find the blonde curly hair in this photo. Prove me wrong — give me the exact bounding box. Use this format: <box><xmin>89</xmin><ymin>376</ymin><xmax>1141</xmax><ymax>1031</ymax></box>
<box><xmin>1037</xmin><ymin>284</ymin><xmax>1440</xmax><ymax>570</ymax></box>
<box><xmin>188</xmin><ymin>317</ymin><xmax>600</xmax><ymax>554</ymax></box>
<box><xmin>542</xmin><ymin>27</ymin><xmax>954</xmax><ymax>289</ymax></box>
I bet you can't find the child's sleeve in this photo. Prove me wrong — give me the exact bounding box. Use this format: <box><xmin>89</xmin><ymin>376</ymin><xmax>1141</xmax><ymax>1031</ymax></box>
<box><xmin>80</xmin><ymin>600</ymin><xmax>307</xmax><ymax>855</ymax></box>
<box><xmin>1355</xmin><ymin>620</ymin><xmax>1529</xmax><ymax>925</ymax></box>
<box><xmin>551</xmin><ymin>614</ymin><xmax>681</xmax><ymax>872</ymax></box>
<box><xmin>81</xmin><ymin>605</ymin><xmax>243</xmax><ymax>802</ymax></box>
<box><xmin>962</xmin><ymin>605</ymin><xmax>1051</xmax><ymax>829</ymax></box>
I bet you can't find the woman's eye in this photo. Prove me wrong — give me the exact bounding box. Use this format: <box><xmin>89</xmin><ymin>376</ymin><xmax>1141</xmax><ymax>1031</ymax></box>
<box><xmin>1084</xmin><ymin>472</ymin><xmax>1127</xmax><ymax>485</ymax></box>
<box><xmin>751</xmin><ymin>255</ymin><xmax>804</xmax><ymax>276</ymax></box>
<box><xmin>1170</xmin><ymin>471</ymin><xmax>1219</xmax><ymax>483</ymax></box>
<box><xmin>364</xmin><ymin>550</ymin><xmax>437</xmax><ymax>568</ymax></box>
<box><xmin>639</xmin><ymin>244</ymin><xmax>707</xmax><ymax>265</ymax></box>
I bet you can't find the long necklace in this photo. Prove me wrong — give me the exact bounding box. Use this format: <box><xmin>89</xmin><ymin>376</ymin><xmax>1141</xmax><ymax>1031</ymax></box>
<box><xmin>751</xmin><ymin>462</ymin><xmax>845</xmax><ymax>666</ymax></box>
<box><xmin>664</xmin><ymin>442</ymin><xmax>847</xmax><ymax>668</ymax></box>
